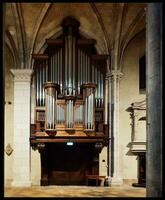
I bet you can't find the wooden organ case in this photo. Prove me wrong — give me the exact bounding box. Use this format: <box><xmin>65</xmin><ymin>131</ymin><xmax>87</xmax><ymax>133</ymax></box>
<box><xmin>30</xmin><ymin>17</ymin><xmax>108</xmax><ymax>186</ymax></box>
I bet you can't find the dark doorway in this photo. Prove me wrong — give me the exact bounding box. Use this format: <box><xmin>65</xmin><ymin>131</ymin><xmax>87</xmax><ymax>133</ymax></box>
<box><xmin>45</xmin><ymin>143</ymin><xmax>96</xmax><ymax>185</ymax></box>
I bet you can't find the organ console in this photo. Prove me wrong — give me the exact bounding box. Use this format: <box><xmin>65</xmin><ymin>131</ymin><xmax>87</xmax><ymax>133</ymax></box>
<box><xmin>30</xmin><ymin>17</ymin><xmax>109</xmax><ymax>186</ymax></box>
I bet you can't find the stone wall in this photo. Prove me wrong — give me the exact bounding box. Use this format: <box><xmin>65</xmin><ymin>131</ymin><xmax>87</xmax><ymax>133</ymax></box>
<box><xmin>4</xmin><ymin>45</ymin><xmax>14</xmax><ymax>186</ymax></box>
<box><xmin>119</xmin><ymin>31</ymin><xmax>146</xmax><ymax>180</ymax></box>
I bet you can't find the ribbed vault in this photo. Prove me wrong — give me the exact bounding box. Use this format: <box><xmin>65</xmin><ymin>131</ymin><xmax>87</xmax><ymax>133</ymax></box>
<box><xmin>5</xmin><ymin>2</ymin><xmax>146</xmax><ymax>70</ymax></box>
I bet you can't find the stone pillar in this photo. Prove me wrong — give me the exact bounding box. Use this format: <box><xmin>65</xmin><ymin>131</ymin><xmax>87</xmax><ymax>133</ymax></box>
<box><xmin>146</xmin><ymin>3</ymin><xmax>162</xmax><ymax>197</ymax></box>
<box><xmin>106</xmin><ymin>70</ymin><xmax>123</xmax><ymax>186</ymax></box>
<box><xmin>11</xmin><ymin>69</ymin><xmax>33</xmax><ymax>187</ymax></box>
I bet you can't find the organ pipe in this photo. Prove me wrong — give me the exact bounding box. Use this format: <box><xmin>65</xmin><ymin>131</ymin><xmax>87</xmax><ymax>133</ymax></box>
<box><xmin>44</xmin><ymin>82</ymin><xmax>59</xmax><ymax>135</ymax></box>
<box><xmin>60</xmin><ymin>48</ymin><xmax>63</xmax><ymax>93</ymax></box>
<box><xmin>36</xmin><ymin>62</ymin><xmax>39</xmax><ymax>106</ymax></box>
<box><xmin>82</xmin><ymin>83</ymin><xmax>96</xmax><ymax>131</ymax></box>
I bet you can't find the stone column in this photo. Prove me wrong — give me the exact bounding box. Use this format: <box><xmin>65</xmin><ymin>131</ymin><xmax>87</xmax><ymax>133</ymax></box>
<box><xmin>106</xmin><ymin>70</ymin><xmax>123</xmax><ymax>186</ymax></box>
<box><xmin>146</xmin><ymin>3</ymin><xmax>162</xmax><ymax>197</ymax></box>
<box><xmin>11</xmin><ymin>69</ymin><xmax>33</xmax><ymax>187</ymax></box>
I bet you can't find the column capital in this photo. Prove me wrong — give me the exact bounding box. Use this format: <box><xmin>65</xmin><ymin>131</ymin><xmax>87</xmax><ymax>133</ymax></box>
<box><xmin>10</xmin><ymin>69</ymin><xmax>33</xmax><ymax>82</ymax></box>
<box><xmin>106</xmin><ymin>70</ymin><xmax>123</xmax><ymax>80</ymax></box>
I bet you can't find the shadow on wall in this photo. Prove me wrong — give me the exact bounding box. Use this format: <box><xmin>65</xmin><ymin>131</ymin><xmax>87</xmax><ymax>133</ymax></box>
<box><xmin>126</xmin><ymin>142</ymin><xmax>136</xmax><ymax>157</ymax></box>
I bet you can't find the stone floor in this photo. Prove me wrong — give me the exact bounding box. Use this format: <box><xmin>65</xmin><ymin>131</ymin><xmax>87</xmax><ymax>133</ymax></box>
<box><xmin>5</xmin><ymin>185</ymin><xmax>146</xmax><ymax>197</ymax></box>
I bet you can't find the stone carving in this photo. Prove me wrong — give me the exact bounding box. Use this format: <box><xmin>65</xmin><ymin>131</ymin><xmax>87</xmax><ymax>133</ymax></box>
<box><xmin>10</xmin><ymin>69</ymin><xmax>33</xmax><ymax>82</ymax></box>
<box><xmin>5</xmin><ymin>144</ymin><xmax>13</xmax><ymax>156</ymax></box>
<box><xmin>128</xmin><ymin>100</ymin><xmax>146</xmax><ymax>153</ymax></box>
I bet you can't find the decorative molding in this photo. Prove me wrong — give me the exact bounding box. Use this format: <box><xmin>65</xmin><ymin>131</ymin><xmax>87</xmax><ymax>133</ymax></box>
<box><xmin>10</xmin><ymin>69</ymin><xmax>33</xmax><ymax>82</ymax></box>
<box><xmin>5</xmin><ymin>144</ymin><xmax>13</xmax><ymax>156</ymax></box>
<box><xmin>37</xmin><ymin>143</ymin><xmax>45</xmax><ymax>153</ymax></box>
<box><xmin>131</xmin><ymin>99</ymin><xmax>146</xmax><ymax>110</ymax></box>
<box><xmin>106</xmin><ymin>70</ymin><xmax>123</xmax><ymax>81</ymax></box>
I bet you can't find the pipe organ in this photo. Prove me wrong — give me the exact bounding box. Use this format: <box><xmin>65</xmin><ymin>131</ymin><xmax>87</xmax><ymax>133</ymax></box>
<box><xmin>31</xmin><ymin>17</ymin><xmax>108</xmax><ymax>139</ymax></box>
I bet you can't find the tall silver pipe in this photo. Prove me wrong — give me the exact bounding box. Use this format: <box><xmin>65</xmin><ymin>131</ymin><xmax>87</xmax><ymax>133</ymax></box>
<box><xmin>85</xmin><ymin>97</ymin><xmax>87</xmax><ymax>128</ymax></box>
<box><xmin>36</xmin><ymin>64</ymin><xmax>38</xmax><ymax>106</ymax></box>
<box><xmin>66</xmin><ymin>102</ymin><xmax>68</xmax><ymax>127</ymax></box>
<box><xmin>98</xmin><ymin>68</ymin><xmax>101</xmax><ymax>107</ymax></box>
<box><xmin>68</xmin><ymin>100</ymin><xmax>72</xmax><ymax>128</ymax></box>
<box><xmin>46</xmin><ymin>60</ymin><xmax>48</xmax><ymax>82</ymax></box>
<box><xmin>65</xmin><ymin>37</ymin><xmax>68</xmax><ymax>94</ymax></box>
<box><xmin>101</xmin><ymin>73</ymin><xmax>103</xmax><ymax>107</ymax></box>
<box><xmin>92</xmin><ymin>64</ymin><xmax>94</xmax><ymax>83</ymax></box>
<box><xmin>42</xmin><ymin>63</ymin><xmax>44</xmax><ymax>106</ymax></box>
<box><xmin>87</xmin><ymin>55</ymin><xmax>90</xmax><ymax>82</ymax></box>
<box><xmin>55</xmin><ymin>53</ymin><xmax>57</xmax><ymax>82</ymax></box>
<box><xmin>59</xmin><ymin>105</ymin><xmax>60</xmax><ymax>124</ymax></box>
<box><xmin>39</xmin><ymin>63</ymin><xmax>42</xmax><ymax>106</ymax></box>
<box><xmin>80</xmin><ymin>50</ymin><xmax>82</xmax><ymax>85</ymax></box>
<box><xmin>80</xmin><ymin>105</ymin><xmax>82</xmax><ymax>123</ymax></box>
<box><xmin>62</xmin><ymin>107</ymin><xmax>64</xmax><ymax>123</ymax></box>
<box><xmin>56</xmin><ymin>104</ymin><xmax>58</xmax><ymax>123</ymax></box>
<box><xmin>60</xmin><ymin>48</ymin><xmax>62</xmax><ymax>93</ymax></box>
<box><xmin>77</xmin><ymin>107</ymin><xmax>80</xmax><ymax>124</ymax></box>
<box><xmin>88</xmin><ymin>94</ymin><xmax>91</xmax><ymax>129</ymax></box>
<box><xmin>91</xmin><ymin>93</ymin><xmax>94</xmax><ymax>129</ymax></box>
<box><xmin>47</xmin><ymin>95</ymin><xmax>50</xmax><ymax>128</ymax></box>
<box><xmin>52</xmin><ymin>54</ymin><xmax>54</xmax><ymax>82</ymax></box>
<box><xmin>85</xmin><ymin>53</ymin><xmax>87</xmax><ymax>83</ymax></box>
<box><xmin>51</xmin><ymin>55</ymin><xmax>55</xmax><ymax>82</ymax></box>
<box><xmin>56</xmin><ymin>52</ymin><xmax>58</xmax><ymax>83</ymax></box>
<box><xmin>54</xmin><ymin>54</ymin><xmax>56</xmax><ymax>83</ymax></box>
<box><xmin>82</xmin><ymin>51</ymin><xmax>85</xmax><ymax>84</ymax></box>
<box><xmin>52</xmin><ymin>96</ymin><xmax>54</xmax><ymax>127</ymax></box>
<box><xmin>73</xmin><ymin>37</ymin><xmax>75</xmax><ymax>95</ymax></box>
<box><xmin>50</xmin><ymin>56</ymin><xmax>52</xmax><ymax>82</ymax></box>
<box><xmin>95</xmin><ymin>66</ymin><xmax>98</xmax><ymax>106</ymax></box>
<box><xmin>43</xmin><ymin>63</ymin><xmax>45</xmax><ymax>106</ymax></box>
<box><xmin>74</xmin><ymin>108</ymin><xmax>78</xmax><ymax>124</ymax></box>
<box><xmin>72</xmin><ymin>100</ymin><xmax>73</xmax><ymax>127</ymax></box>
<box><xmin>58</xmin><ymin>50</ymin><xmax>60</xmax><ymax>85</ymax></box>
<box><xmin>78</xmin><ymin>49</ymin><xmax>80</xmax><ymax>94</ymax></box>
<box><xmin>68</xmin><ymin>35</ymin><xmax>72</xmax><ymax>92</ymax></box>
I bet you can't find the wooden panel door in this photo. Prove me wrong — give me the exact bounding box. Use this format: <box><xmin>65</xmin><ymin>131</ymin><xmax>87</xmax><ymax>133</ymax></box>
<box><xmin>46</xmin><ymin>143</ymin><xmax>94</xmax><ymax>185</ymax></box>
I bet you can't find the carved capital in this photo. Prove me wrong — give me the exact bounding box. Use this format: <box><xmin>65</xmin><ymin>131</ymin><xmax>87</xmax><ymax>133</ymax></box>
<box><xmin>10</xmin><ymin>69</ymin><xmax>33</xmax><ymax>82</ymax></box>
<box><xmin>37</xmin><ymin>143</ymin><xmax>45</xmax><ymax>153</ymax></box>
<box><xmin>106</xmin><ymin>70</ymin><xmax>123</xmax><ymax>82</ymax></box>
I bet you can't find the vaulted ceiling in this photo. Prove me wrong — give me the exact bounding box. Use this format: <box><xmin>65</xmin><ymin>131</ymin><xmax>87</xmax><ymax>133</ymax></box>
<box><xmin>5</xmin><ymin>3</ymin><xmax>146</xmax><ymax>70</ymax></box>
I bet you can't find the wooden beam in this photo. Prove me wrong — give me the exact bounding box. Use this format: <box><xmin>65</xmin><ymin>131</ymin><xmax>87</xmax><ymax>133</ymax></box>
<box><xmin>32</xmin><ymin>54</ymin><xmax>48</xmax><ymax>60</ymax></box>
<box><xmin>46</xmin><ymin>39</ymin><xmax>63</xmax><ymax>46</ymax></box>
<box><xmin>77</xmin><ymin>39</ymin><xmax>96</xmax><ymax>46</ymax></box>
<box><xmin>91</xmin><ymin>54</ymin><xmax>109</xmax><ymax>60</ymax></box>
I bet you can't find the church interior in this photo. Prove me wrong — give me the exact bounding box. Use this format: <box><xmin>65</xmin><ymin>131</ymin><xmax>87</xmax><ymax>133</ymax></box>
<box><xmin>3</xmin><ymin>3</ymin><xmax>162</xmax><ymax>197</ymax></box>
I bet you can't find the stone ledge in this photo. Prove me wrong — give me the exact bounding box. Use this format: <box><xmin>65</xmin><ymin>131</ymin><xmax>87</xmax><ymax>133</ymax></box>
<box><xmin>130</xmin><ymin>141</ymin><xmax>146</xmax><ymax>153</ymax></box>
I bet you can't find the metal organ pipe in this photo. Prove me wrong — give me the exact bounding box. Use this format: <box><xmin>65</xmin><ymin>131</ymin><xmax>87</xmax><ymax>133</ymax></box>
<box><xmin>58</xmin><ymin>50</ymin><xmax>60</xmax><ymax>85</ymax></box>
<box><xmin>80</xmin><ymin>50</ymin><xmax>83</xmax><ymax>86</ymax></box>
<box><xmin>60</xmin><ymin>48</ymin><xmax>62</xmax><ymax>94</ymax></box>
<box><xmin>68</xmin><ymin>31</ymin><xmax>72</xmax><ymax>95</ymax></box>
<box><xmin>95</xmin><ymin>66</ymin><xmax>98</xmax><ymax>107</ymax></box>
<box><xmin>86</xmin><ymin>53</ymin><xmax>88</xmax><ymax>83</ymax></box>
<box><xmin>42</xmin><ymin>62</ymin><xmax>45</xmax><ymax>106</ymax></box>
<box><xmin>78</xmin><ymin>49</ymin><xmax>80</xmax><ymax>94</ymax></box>
<box><xmin>88</xmin><ymin>56</ymin><xmax>90</xmax><ymax>83</ymax></box>
<box><xmin>36</xmin><ymin>62</ymin><xmax>38</xmax><ymax>106</ymax></box>
<box><xmin>98</xmin><ymin>68</ymin><xmax>101</xmax><ymax>108</ymax></box>
<box><xmin>65</xmin><ymin>38</ymin><xmax>68</xmax><ymax>95</ymax></box>
<box><xmin>101</xmin><ymin>72</ymin><xmax>103</xmax><ymax>107</ymax></box>
<box><xmin>73</xmin><ymin>38</ymin><xmax>75</xmax><ymax>95</ymax></box>
<box><xmin>39</xmin><ymin>62</ymin><xmax>42</xmax><ymax>106</ymax></box>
